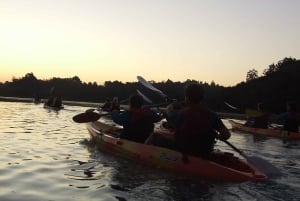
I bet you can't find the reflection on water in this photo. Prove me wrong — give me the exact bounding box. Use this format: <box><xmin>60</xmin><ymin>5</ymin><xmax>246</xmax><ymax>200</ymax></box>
<box><xmin>0</xmin><ymin>101</ymin><xmax>300</xmax><ymax>201</ymax></box>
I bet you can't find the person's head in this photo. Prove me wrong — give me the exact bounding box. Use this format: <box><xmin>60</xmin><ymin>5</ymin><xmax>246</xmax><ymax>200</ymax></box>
<box><xmin>286</xmin><ymin>101</ymin><xmax>297</xmax><ymax>112</ymax></box>
<box><xmin>129</xmin><ymin>94</ymin><xmax>144</xmax><ymax>109</ymax></box>
<box><xmin>257</xmin><ymin>102</ymin><xmax>265</xmax><ymax>112</ymax></box>
<box><xmin>112</xmin><ymin>97</ymin><xmax>118</xmax><ymax>103</ymax></box>
<box><xmin>184</xmin><ymin>83</ymin><xmax>204</xmax><ymax>104</ymax></box>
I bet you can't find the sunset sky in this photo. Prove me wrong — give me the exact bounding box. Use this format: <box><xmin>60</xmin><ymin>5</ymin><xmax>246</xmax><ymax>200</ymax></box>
<box><xmin>1</xmin><ymin>0</ymin><xmax>299</xmax><ymax>86</ymax></box>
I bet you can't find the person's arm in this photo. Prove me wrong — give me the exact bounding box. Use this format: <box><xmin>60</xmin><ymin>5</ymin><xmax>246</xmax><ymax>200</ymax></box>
<box><xmin>210</xmin><ymin>111</ymin><xmax>231</xmax><ymax>140</ymax></box>
<box><xmin>216</xmin><ymin>126</ymin><xmax>231</xmax><ymax>140</ymax></box>
<box><xmin>111</xmin><ymin>110</ymin><xmax>130</xmax><ymax>126</ymax></box>
<box><xmin>271</xmin><ymin>112</ymin><xmax>288</xmax><ymax>124</ymax></box>
<box><xmin>148</xmin><ymin>109</ymin><xmax>163</xmax><ymax>123</ymax></box>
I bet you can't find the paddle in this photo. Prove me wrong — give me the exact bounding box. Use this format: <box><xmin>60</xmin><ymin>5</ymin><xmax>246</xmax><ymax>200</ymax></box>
<box><xmin>224</xmin><ymin>102</ymin><xmax>239</xmax><ymax>111</ymax></box>
<box><xmin>137</xmin><ymin>76</ymin><xmax>169</xmax><ymax>100</ymax></box>
<box><xmin>73</xmin><ymin>101</ymin><xmax>169</xmax><ymax>123</ymax></box>
<box><xmin>73</xmin><ymin>111</ymin><xmax>110</xmax><ymax>123</ymax></box>
<box><xmin>223</xmin><ymin>140</ymin><xmax>281</xmax><ymax>176</ymax></box>
<box><xmin>137</xmin><ymin>89</ymin><xmax>152</xmax><ymax>104</ymax></box>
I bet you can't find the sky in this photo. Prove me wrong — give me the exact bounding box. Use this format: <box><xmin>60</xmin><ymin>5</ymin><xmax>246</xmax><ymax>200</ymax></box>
<box><xmin>0</xmin><ymin>0</ymin><xmax>299</xmax><ymax>86</ymax></box>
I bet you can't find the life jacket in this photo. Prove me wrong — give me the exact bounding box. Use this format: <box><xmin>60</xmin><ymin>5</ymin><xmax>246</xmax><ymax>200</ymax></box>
<box><xmin>122</xmin><ymin>108</ymin><xmax>154</xmax><ymax>143</ymax></box>
<box><xmin>284</xmin><ymin>112</ymin><xmax>300</xmax><ymax>132</ymax></box>
<box><xmin>176</xmin><ymin>105</ymin><xmax>217</xmax><ymax>158</ymax></box>
<box><xmin>252</xmin><ymin>113</ymin><xmax>270</xmax><ymax>129</ymax></box>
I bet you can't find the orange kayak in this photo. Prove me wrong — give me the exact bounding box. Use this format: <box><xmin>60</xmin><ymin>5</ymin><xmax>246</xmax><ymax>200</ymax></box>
<box><xmin>229</xmin><ymin>120</ymin><xmax>300</xmax><ymax>140</ymax></box>
<box><xmin>86</xmin><ymin>121</ymin><xmax>266</xmax><ymax>182</ymax></box>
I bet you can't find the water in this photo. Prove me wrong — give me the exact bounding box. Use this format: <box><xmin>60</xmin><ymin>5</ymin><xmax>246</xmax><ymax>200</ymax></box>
<box><xmin>0</xmin><ymin>101</ymin><xmax>299</xmax><ymax>201</ymax></box>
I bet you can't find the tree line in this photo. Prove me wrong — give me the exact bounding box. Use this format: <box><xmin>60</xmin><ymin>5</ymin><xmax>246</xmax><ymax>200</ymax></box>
<box><xmin>0</xmin><ymin>57</ymin><xmax>299</xmax><ymax>113</ymax></box>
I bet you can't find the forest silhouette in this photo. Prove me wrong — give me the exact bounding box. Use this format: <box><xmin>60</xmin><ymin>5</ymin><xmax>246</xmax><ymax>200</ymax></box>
<box><xmin>0</xmin><ymin>57</ymin><xmax>299</xmax><ymax>113</ymax></box>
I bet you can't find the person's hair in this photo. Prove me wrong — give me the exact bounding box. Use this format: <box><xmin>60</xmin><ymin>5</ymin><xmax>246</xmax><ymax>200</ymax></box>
<box><xmin>129</xmin><ymin>94</ymin><xmax>144</xmax><ymax>108</ymax></box>
<box><xmin>184</xmin><ymin>83</ymin><xmax>204</xmax><ymax>104</ymax></box>
<box><xmin>287</xmin><ymin>101</ymin><xmax>297</xmax><ymax>112</ymax></box>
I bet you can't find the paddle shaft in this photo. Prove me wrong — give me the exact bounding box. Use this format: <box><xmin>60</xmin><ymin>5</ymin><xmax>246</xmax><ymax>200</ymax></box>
<box><xmin>137</xmin><ymin>89</ymin><xmax>152</xmax><ymax>104</ymax></box>
<box><xmin>223</xmin><ymin>140</ymin><xmax>246</xmax><ymax>158</ymax></box>
<box><xmin>224</xmin><ymin>102</ymin><xmax>239</xmax><ymax>111</ymax></box>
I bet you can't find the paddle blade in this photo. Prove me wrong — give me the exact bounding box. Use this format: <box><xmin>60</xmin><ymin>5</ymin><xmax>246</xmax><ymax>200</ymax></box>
<box><xmin>137</xmin><ymin>76</ymin><xmax>167</xmax><ymax>98</ymax></box>
<box><xmin>72</xmin><ymin>112</ymin><xmax>101</xmax><ymax>123</ymax></box>
<box><xmin>246</xmin><ymin>156</ymin><xmax>281</xmax><ymax>177</ymax></box>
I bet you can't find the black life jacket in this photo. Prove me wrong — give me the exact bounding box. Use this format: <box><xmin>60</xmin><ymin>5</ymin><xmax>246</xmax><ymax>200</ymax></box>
<box><xmin>284</xmin><ymin>112</ymin><xmax>300</xmax><ymax>132</ymax></box>
<box><xmin>176</xmin><ymin>105</ymin><xmax>217</xmax><ymax>158</ymax></box>
<box><xmin>122</xmin><ymin>108</ymin><xmax>154</xmax><ymax>143</ymax></box>
<box><xmin>252</xmin><ymin>113</ymin><xmax>269</xmax><ymax>129</ymax></box>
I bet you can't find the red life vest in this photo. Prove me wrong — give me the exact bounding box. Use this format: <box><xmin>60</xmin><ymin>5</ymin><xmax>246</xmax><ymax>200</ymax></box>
<box><xmin>176</xmin><ymin>105</ymin><xmax>217</xmax><ymax>158</ymax></box>
<box><xmin>122</xmin><ymin>108</ymin><xmax>154</xmax><ymax>143</ymax></box>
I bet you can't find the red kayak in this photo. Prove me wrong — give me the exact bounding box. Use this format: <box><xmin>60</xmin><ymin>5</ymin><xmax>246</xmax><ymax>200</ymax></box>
<box><xmin>86</xmin><ymin>121</ymin><xmax>267</xmax><ymax>182</ymax></box>
<box><xmin>229</xmin><ymin>120</ymin><xmax>300</xmax><ymax>140</ymax></box>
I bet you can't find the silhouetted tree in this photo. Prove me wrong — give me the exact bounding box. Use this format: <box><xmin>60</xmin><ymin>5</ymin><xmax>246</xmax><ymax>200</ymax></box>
<box><xmin>246</xmin><ymin>69</ymin><xmax>258</xmax><ymax>82</ymax></box>
<box><xmin>0</xmin><ymin>57</ymin><xmax>299</xmax><ymax>114</ymax></box>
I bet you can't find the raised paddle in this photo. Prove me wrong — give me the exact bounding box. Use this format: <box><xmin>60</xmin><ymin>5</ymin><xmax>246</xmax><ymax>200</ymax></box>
<box><xmin>224</xmin><ymin>102</ymin><xmax>239</xmax><ymax>111</ymax></box>
<box><xmin>223</xmin><ymin>140</ymin><xmax>281</xmax><ymax>176</ymax></box>
<box><xmin>137</xmin><ymin>76</ymin><xmax>169</xmax><ymax>99</ymax></box>
<box><xmin>137</xmin><ymin>89</ymin><xmax>152</xmax><ymax>104</ymax></box>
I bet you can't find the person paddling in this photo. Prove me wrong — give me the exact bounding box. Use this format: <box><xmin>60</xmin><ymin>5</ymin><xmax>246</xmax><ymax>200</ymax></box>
<box><xmin>272</xmin><ymin>101</ymin><xmax>300</xmax><ymax>132</ymax></box>
<box><xmin>111</xmin><ymin>94</ymin><xmax>162</xmax><ymax>143</ymax></box>
<box><xmin>170</xmin><ymin>83</ymin><xmax>231</xmax><ymax>161</ymax></box>
<box><xmin>244</xmin><ymin>102</ymin><xmax>270</xmax><ymax>129</ymax></box>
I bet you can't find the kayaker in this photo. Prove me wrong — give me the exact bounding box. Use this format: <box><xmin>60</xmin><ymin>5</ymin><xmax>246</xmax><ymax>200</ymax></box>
<box><xmin>111</xmin><ymin>94</ymin><xmax>162</xmax><ymax>143</ymax></box>
<box><xmin>170</xmin><ymin>83</ymin><xmax>231</xmax><ymax>161</ymax></box>
<box><xmin>244</xmin><ymin>102</ymin><xmax>270</xmax><ymax>129</ymax></box>
<box><xmin>272</xmin><ymin>101</ymin><xmax>300</xmax><ymax>132</ymax></box>
<box><xmin>162</xmin><ymin>99</ymin><xmax>183</xmax><ymax>130</ymax></box>
<box><xmin>111</xmin><ymin>97</ymin><xmax>121</xmax><ymax>111</ymax></box>
<box><xmin>100</xmin><ymin>97</ymin><xmax>120</xmax><ymax>112</ymax></box>
<box><xmin>101</xmin><ymin>98</ymin><xmax>111</xmax><ymax>111</ymax></box>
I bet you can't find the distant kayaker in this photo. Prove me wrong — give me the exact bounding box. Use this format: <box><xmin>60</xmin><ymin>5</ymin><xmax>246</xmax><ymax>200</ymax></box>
<box><xmin>169</xmin><ymin>83</ymin><xmax>231</xmax><ymax>161</ymax></box>
<box><xmin>101</xmin><ymin>98</ymin><xmax>111</xmax><ymax>111</ymax></box>
<box><xmin>272</xmin><ymin>101</ymin><xmax>300</xmax><ymax>132</ymax></box>
<box><xmin>52</xmin><ymin>95</ymin><xmax>62</xmax><ymax>107</ymax></box>
<box><xmin>111</xmin><ymin>94</ymin><xmax>162</xmax><ymax>143</ymax></box>
<box><xmin>111</xmin><ymin>97</ymin><xmax>120</xmax><ymax>111</ymax></box>
<box><xmin>244</xmin><ymin>102</ymin><xmax>270</xmax><ymax>129</ymax></box>
<box><xmin>100</xmin><ymin>97</ymin><xmax>120</xmax><ymax>112</ymax></box>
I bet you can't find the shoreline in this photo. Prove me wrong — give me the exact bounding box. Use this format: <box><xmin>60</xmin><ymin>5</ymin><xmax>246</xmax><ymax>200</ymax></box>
<box><xmin>0</xmin><ymin>96</ymin><xmax>246</xmax><ymax>120</ymax></box>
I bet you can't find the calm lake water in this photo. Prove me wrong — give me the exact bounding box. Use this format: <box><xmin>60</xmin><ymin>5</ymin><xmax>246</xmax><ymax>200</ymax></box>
<box><xmin>0</xmin><ymin>101</ymin><xmax>299</xmax><ymax>201</ymax></box>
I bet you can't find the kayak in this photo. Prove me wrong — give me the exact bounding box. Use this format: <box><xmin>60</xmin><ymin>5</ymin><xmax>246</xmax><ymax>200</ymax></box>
<box><xmin>229</xmin><ymin>120</ymin><xmax>300</xmax><ymax>140</ymax></box>
<box><xmin>86</xmin><ymin>121</ymin><xmax>267</xmax><ymax>182</ymax></box>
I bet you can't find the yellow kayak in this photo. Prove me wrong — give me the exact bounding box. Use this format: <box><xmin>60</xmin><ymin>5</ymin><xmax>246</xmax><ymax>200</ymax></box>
<box><xmin>229</xmin><ymin>119</ymin><xmax>300</xmax><ymax>140</ymax></box>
